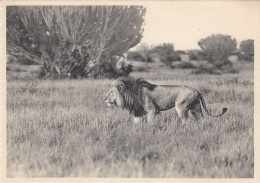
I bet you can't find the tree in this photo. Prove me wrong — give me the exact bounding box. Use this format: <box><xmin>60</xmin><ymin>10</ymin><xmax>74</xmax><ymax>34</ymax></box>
<box><xmin>6</xmin><ymin>6</ymin><xmax>42</xmax><ymax>65</ymax></box>
<box><xmin>7</xmin><ymin>6</ymin><xmax>146</xmax><ymax>78</ymax></box>
<box><xmin>240</xmin><ymin>39</ymin><xmax>254</xmax><ymax>61</ymax></box>
<box><xmin>198</xmin><ymin>34</ymin><xmax>237</xmax><ymax>67</ymax></box>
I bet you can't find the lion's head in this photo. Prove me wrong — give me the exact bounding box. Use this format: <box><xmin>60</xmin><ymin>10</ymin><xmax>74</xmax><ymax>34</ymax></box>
<box><xmin>104</xmin><ymin>80</ymin><xmax>125</xmax><ymax>107</ymax></box>
<box><xmin>104</xmin><ymin>78</ymin><xmax>156</xmax><ymax>117</ymax></box>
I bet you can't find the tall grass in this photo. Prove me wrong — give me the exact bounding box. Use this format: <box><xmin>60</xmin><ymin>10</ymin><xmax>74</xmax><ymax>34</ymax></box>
<box><xmin>7</xmin><ymin>66</ymin><xmax>254</xmax><ymax>177</ymax></box>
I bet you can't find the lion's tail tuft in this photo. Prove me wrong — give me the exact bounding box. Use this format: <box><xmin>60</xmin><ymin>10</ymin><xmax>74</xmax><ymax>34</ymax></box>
<box><xmin>199</xmin><ymin>92</ymin><xmax>227</xmax><ymax>117</ymax></box>
<box><xmin>222</xmin><ymin>107</ymin><xmax>228</xmax><ymax>114</ymax></box>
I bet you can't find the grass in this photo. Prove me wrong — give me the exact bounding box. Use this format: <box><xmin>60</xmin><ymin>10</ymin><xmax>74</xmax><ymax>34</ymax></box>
<box><xmin>6</xmin><ymin>63</ymin><xmax>254</xmax><ymax>178</ymax></box>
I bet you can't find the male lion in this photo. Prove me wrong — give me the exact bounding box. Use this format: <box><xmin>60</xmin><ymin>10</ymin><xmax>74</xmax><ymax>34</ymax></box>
<box><xmin>104</xmin><ymin>78</ymin><xmax>227</xmax><ymax>123</ymax></box>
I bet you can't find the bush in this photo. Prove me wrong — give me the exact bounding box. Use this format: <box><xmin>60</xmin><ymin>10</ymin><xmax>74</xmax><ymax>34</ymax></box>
<box><xmin>221</xmin><ymin>63</ymin><xmax>239</xmax><ymax>73</ymax></box>
<box><xmin>127</xmin><ymin>51</ymin><xmax>145</xmax><ymax>61</ymax></box>
<box><xmin>40</xmin><ymin>55</ymin><xmax>133</xmax><ymax>79</ymax></box>
<box><xmin>239</xmin><ymin>39</ymin><xmax>254</xmax><ymax>61</ymax></box>
<box><xmin>198</xmin><ymin>34</ymin><xmax>237</xmax><ymax>67</ymax></box>
<box><xmin>150</xmin><ymin>43</ymin><xmax>175</xmax><ymax>65</ymax></box>
<box><xmin>87</xmin><ymin>58</ymin><xmax>133</xmax><ymax>79</ymax></box>
<box><xmin>188</xmin><ymin>51</ymin><xmax>198</xmax><ymax>60</ymax></box>
<box><xmin>187</xmin><ymin>50</ymin><xmax>208</xmax><ymax>61</ymax></box>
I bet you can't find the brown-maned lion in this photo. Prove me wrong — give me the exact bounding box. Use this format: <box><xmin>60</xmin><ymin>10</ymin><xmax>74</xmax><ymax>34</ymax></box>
<box><xmin>104</xmin><ymin>78</ymin><xmax>227</xmax><ymax>123</ymax></box>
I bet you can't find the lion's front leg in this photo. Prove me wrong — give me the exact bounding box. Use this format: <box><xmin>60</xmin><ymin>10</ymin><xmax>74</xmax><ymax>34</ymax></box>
<box><xmin>144</xmin><ymin>95</ymin><xmax>158</xmax><ymax>123</ymax></box>
<box><xmin>147</xmin><ymin>111</ymin><xmax>156</xmax><ymax>123</ymax></box>
<box><xmin>133</xmin><ymin>116</ymin><xmax>143</xmax><ymax>124</ymax></box>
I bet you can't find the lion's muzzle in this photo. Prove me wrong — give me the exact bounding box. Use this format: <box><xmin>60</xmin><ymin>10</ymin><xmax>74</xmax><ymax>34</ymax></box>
<box><xmin>104</xmin><ymin>91</ymin><xmax>117</xmax><ymax>106</ymax></box>
<box><xmin>104</xmin><ymin>99</ymin><xmax>116</xmax><ymax>106</ymax></box>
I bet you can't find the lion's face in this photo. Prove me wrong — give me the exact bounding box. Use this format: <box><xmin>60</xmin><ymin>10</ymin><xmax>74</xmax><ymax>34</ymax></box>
<box><xmin>104</xmin><ymin>81</ymin><xmax>125</xmax><ymax>107</ymax></box>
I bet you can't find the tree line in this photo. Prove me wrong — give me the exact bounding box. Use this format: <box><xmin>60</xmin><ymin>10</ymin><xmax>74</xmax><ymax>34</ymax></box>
<box><xmin>128</xmin><ymin>35</ymin><xmax>254</xmax><ymax>66</ymax></box>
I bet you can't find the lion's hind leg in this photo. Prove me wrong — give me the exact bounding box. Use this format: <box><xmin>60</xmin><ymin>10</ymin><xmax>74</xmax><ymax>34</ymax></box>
<box><xmin>190</xmin><ymin>101</ymin><xmax>204</xmax><ymax>120</ymax></box>
<box><xmin>175</xmin><ymin>105</ymin><xmax>189</xmax><ymax>122</ymax></box>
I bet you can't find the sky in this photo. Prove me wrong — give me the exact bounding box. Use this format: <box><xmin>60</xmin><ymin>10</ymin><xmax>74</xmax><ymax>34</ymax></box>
<box><xmin>138</xmin><ymin>2</ymin><xmax>259</xmax><ymax>50</ymax></box>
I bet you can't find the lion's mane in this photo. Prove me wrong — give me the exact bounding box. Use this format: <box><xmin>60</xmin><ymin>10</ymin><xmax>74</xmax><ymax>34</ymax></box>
<box><xmin>117</xmin><ymin>78</ymin><xmax>157</xmax><ymax>117</ymax></box>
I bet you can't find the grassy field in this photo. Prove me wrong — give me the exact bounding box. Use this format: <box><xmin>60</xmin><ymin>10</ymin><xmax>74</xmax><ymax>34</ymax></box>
<box><xmin>6</xmin><ymin>62</ymin><xmax>254</xmax><ymax>177</ymax></box>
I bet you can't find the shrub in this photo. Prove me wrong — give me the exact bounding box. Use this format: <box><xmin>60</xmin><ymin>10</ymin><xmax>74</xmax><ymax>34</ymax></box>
<box><xmin>187</xmin><ymin>50</ymin><xmax>208</xmax><ymax>61</ymax></box>
<box><xmin>239</xmin><ymin>39</ymin><xmax>254</xmax><ymax>61</ymax></box>
<box><xmin>221</xmin><ymin>63</ymin><xmax>239</xmax><ymax>73</ymax></box>
<box><xmin>40</xmin><ymin>55</ymin><xmax>133</xmax><ymax>79</ymax></box>
<box><xmin>88</xmin><ymin>60</ymin><xmax>133</xmax><ymax>79</ymax></box>
<box><xmin>151</xmin><ymin>43</ymin><xmax>175</xmax><ymax>65</ymax></box>
<box><xmin>198</xmin><ymin>34</ymin><xmax>237</xmax><ymax>67</ymax></box>
<box><xmin>127</xmin><ymin>51</ymin><xmax>145</xmax><ymax>62</ymax></box>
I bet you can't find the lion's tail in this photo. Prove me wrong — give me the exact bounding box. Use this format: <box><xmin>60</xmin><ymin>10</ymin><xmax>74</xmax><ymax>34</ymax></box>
<box><xmin>198</xmin><ymin>92</ymin><xmax>227</xmax><ymax>117</ymax></box>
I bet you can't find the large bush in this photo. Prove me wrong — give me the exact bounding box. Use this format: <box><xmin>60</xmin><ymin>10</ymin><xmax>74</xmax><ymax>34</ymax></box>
<box><xmin>150</xmin><ymin>43</ymin><xmax>175</xmax><ymax>65</ymax></box>
<box><xmin>7</xmin><ymin>6</ymin><xmax>146</xmax><ymax>79</ymax></box>
<box><xmin>198</xmin><ymin>34</ymin><xmax>237</xmax><ymax>68</ymax></box>
<box><xmin>239</xmin><ymin>39</ymin><xmax>254</xmax><ymax>61</ymax></box>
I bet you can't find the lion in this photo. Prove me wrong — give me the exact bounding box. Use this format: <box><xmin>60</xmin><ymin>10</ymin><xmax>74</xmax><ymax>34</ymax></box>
<box><xmin>104</xmin><ymin>78</ymin><xmax>227</xmax><ymax>124</ymax></box>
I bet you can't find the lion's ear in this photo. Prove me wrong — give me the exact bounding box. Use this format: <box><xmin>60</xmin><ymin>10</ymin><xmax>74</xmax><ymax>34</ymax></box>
<box><xmin>117</xmin><ymin>83</ymin><xmax>125</xmax><ymax>92</ymax></box>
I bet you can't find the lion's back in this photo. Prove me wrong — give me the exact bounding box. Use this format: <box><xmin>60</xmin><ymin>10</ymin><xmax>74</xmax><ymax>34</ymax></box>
<box><xmin>145</xmin><ymin>85</ymin><xmax>199</xmax><ymax>108</ymax></box>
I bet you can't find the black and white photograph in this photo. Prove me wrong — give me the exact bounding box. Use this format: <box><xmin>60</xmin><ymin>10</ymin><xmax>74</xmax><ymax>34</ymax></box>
<box><xmin>2</xmin><ymin>0</ymin><xmax>259</xmax><ymax>179</ymax></box>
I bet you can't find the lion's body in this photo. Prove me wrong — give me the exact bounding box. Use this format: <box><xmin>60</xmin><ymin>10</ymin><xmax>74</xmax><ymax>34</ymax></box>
<box><xmin>143</xmin><ymin>85</ymin><xmax>196</xmax><ymax>111</ymax></box>
<box><xmin>104</xmin><ymin>78</ymin><xmax>227</xmax><ymax>123</ymax></box>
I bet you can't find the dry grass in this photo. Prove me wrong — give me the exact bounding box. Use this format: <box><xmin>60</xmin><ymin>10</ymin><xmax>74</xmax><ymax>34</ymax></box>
<box><xmin>6</xmin><ymin>63</ymin><xmax>254</xmax><ymax>177</ymax></box>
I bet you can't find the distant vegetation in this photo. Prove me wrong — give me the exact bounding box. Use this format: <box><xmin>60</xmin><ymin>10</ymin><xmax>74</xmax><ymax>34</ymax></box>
<box><xmin>126</xmin><ymin>34</ymin><xmax>253</xmax><ymax>75</ymax></box>
<box><xmin>127</xmin><ymin>43</ymin><xmax>175</xmax><ymax>65</ymax></box>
